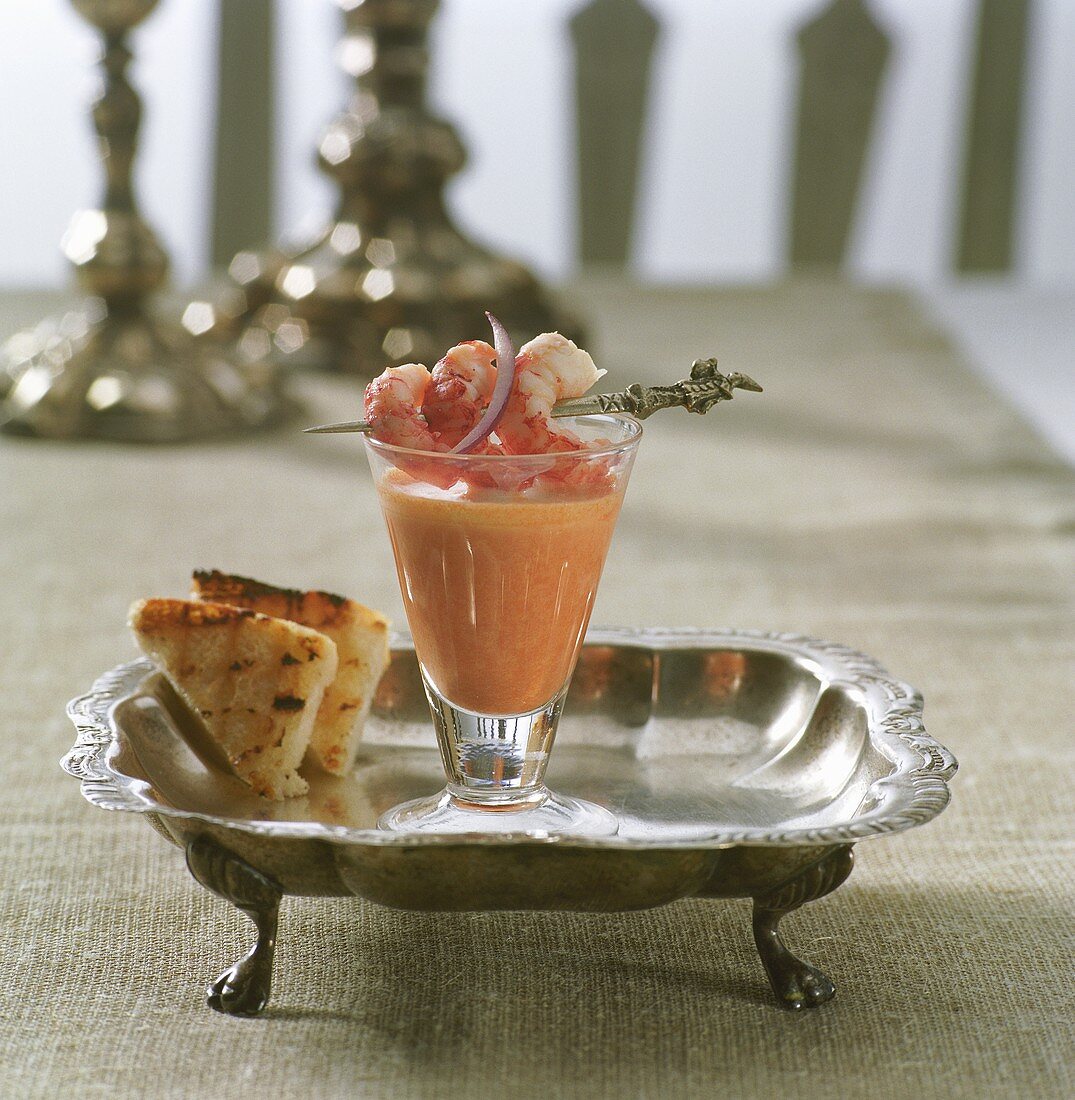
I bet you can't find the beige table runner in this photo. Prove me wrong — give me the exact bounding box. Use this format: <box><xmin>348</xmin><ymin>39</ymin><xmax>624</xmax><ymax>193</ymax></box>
<box><xmin>1</xmin><ymin>281</ymin><xmax>1071</xmax><ymax>1098</ymax></box>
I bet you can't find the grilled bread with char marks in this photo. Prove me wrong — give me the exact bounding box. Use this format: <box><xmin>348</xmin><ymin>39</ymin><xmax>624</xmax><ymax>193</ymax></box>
<box><xmin>191</xmin><ymin>570</ymin><xmax>390</xmax><ymax>775</ymax></box>
<box><xmin>129</xmin><ymin>598</ymin><xmax>338</xmax><ymax>800</ymax></box>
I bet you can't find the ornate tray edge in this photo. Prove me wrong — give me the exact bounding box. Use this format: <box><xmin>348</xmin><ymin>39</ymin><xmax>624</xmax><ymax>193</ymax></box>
<box><xmin>61</xmin><ymin>629</ymin><xmax>957</xmax><ymax>848</ymax></box>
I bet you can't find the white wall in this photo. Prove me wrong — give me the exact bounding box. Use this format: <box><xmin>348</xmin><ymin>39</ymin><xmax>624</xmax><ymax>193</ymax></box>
<box><xmin>1</xmin><ymin>0</ymin><xmax>1073</xmax><ymax>289</ymax></box>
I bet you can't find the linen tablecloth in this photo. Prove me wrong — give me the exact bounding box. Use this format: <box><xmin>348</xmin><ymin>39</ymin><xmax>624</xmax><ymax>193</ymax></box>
<box><xmin>1</xmin><ymin>281</ymin><xmax>1071</xmax><ymax>1098</ymax></box>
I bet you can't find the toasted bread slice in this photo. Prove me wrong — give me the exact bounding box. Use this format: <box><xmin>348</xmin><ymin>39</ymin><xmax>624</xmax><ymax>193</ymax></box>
<box><xmin>129</xmin><ymin>598</ymin><xmax>338</xmax><ymax>799</ymax></box>
<box><xmin>191</xmin><ymin>570</ymin><xmax>390</xmax><ymax>775</ymax></box>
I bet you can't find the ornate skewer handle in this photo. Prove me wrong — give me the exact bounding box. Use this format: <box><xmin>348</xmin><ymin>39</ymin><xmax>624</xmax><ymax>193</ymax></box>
<box><xmin>302</xmin><ymin>359</ymin><xmax>762</xmax><ymax>434</ymax></box>
<box><xmin>553</xmin><ymin>359</ymin><xmax>763</xmax><ymax>420</ymax></box>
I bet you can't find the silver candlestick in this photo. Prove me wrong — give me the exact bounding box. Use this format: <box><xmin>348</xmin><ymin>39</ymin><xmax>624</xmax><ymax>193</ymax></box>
<box><xmin>224</xmin><ymin>0</ymin><xmax>581</xmax><ymax>376</ymax></box>
<box><xmin>0</xmin><ymin>0</ymin><xmax>289</xmax><ymax>442</ymax></box>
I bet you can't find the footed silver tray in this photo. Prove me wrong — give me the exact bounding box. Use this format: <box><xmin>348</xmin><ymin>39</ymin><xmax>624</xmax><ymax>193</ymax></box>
<box><xmin>62</xmin><ymin>628</ymin><xmax>956</xmax><ymax>1014</ymax></box>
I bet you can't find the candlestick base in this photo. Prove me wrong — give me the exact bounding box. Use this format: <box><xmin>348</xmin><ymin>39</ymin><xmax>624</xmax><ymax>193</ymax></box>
<box><xmin>0</xmin><ymin>302</ymin><xmax>291</xmax><ymax>443</ymax></box>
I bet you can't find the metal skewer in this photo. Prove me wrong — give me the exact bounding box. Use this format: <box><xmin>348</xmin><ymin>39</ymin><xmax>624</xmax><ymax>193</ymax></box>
<box><xmin>302</xmin><ymin>358</ymin><xmax>762</xmax><ymax>434</ymax></box>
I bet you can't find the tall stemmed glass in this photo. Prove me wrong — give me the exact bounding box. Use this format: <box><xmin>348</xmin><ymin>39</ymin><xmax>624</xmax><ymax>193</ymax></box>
<box><xmin>364</xmin><ymin>415</ymin><xmax>640</xmax><ymax>835</ymax></box>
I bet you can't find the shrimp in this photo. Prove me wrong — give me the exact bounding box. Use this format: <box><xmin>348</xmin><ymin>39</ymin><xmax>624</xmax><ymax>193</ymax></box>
<box><xmin>497</xmin><ymin>332</ymin><xmax>604</xmax><ymax>455</ymax></box>
<box><xmin>421</xmin><ymin>340</ymin><xmax>498</xmax><ymax>449</ymax></box>
<box><xmin>363</xmin><ymin>363</ymin><xmax>445</xmax><ymax>451</ymax></box>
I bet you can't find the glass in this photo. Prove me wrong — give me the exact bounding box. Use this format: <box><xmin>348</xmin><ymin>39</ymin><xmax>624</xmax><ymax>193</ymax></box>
<box><xmin>364</xmin><ymin>415</ymin><xmax>641</xmax><ymax>834</ymax></box>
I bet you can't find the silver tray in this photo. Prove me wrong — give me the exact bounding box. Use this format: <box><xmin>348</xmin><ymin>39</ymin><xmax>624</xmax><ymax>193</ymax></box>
<box><xmin>63</xmin><ymin>628</ymin><xmax>956</xmax><ymax>1014</ymax></box>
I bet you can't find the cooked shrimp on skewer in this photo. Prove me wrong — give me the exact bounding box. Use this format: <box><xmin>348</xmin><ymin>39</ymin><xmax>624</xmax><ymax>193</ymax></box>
<box><xmin>421</xmin><ymin>340</ymin><xmax>498</xmax><ymax>449</ymax></box>
<box><xmin>363</xmin><ymin>363</ymin><xmax>445</xmax><ymax>451</ymax></box>
<box><xmin>497</xmin><ymin>333</ymin><xmax>604</xmax><ymax>454</ymax></box>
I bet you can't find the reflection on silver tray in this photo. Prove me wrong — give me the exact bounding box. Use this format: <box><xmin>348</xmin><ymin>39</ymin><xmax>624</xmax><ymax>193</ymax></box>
<box><xmin>65</xmin><ymin>628</ymin><xmax>954</xmax><ymax>846</ymax></box>
<box><xmin>62</xmin><ymin>628</ymin><xmax>956</xmax><ymax>1014</ymax></box>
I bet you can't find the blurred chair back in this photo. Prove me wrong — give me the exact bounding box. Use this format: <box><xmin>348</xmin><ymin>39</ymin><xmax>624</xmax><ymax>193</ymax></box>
<box><xmin>570</xmin><ymin>0</ymin><xmax>659</xmax><ymax>269</ymax></box>
<box><xmin>566</xmin><ymin>0</ymin><xmax>1031</xmax><ymax>274</ymax></box>
<box><xmin>211</xmin><ymin>0</ymin><xmax>1033</xmax><ymax>277</ymax></box>
<box><xmin>212</xmin><ymin>0</ymin><xmax>274</xmax><ymax>270</ymax></box>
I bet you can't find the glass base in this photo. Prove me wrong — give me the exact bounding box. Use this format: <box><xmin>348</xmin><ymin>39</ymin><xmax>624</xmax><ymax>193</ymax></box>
<box><xmin>378</xmin><ymin>787</ymin><xmax>619</xmax><ymax>837</ymax></box>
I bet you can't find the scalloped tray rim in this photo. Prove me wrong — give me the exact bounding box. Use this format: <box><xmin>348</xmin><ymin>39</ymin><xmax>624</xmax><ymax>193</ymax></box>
<box><xmin>61</xmin><ymin>627</ymin><xmax>957</xmax><ymax>849</ymax></box>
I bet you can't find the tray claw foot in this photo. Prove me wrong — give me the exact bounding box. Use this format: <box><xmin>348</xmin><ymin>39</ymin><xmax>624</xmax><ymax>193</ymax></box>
<box><xmin>752</xmin><ymin>909</ymin><xmax>836</xmax><ymax>1010</ymax></box>
<box><xmin>207</xmin><ymin>952</ymin><xmax>273</xmax><ymax>1017</ymax></box>
<box><xmin>186</xmin><ymin>836</ymin><xmax>282</xmax><ymax>1017</ymax></box>
<box><xmin>752</xmin><ymin>844</ymin><xmax>853</xmax><ymax>1010</ymax></box>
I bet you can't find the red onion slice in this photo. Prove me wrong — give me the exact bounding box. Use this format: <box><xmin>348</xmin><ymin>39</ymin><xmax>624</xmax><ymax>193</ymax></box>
<box><xmin>450</xmin><ymin>311</ymin><xmax>517</xmax><ymax>453</ymax></box>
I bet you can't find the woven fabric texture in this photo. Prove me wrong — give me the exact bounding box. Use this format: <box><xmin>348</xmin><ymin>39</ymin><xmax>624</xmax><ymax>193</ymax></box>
<box><xmin>0</xmin><ymin>282</ymin><xmax>1071</xmax><ymax>1098</ymax></box>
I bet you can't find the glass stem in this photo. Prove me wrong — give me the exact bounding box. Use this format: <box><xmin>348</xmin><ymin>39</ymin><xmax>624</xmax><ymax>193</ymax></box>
<box><xmin>421</xmin><ymin>670</ymin><xmax>567</xmax><ymax>810</ymax></box>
